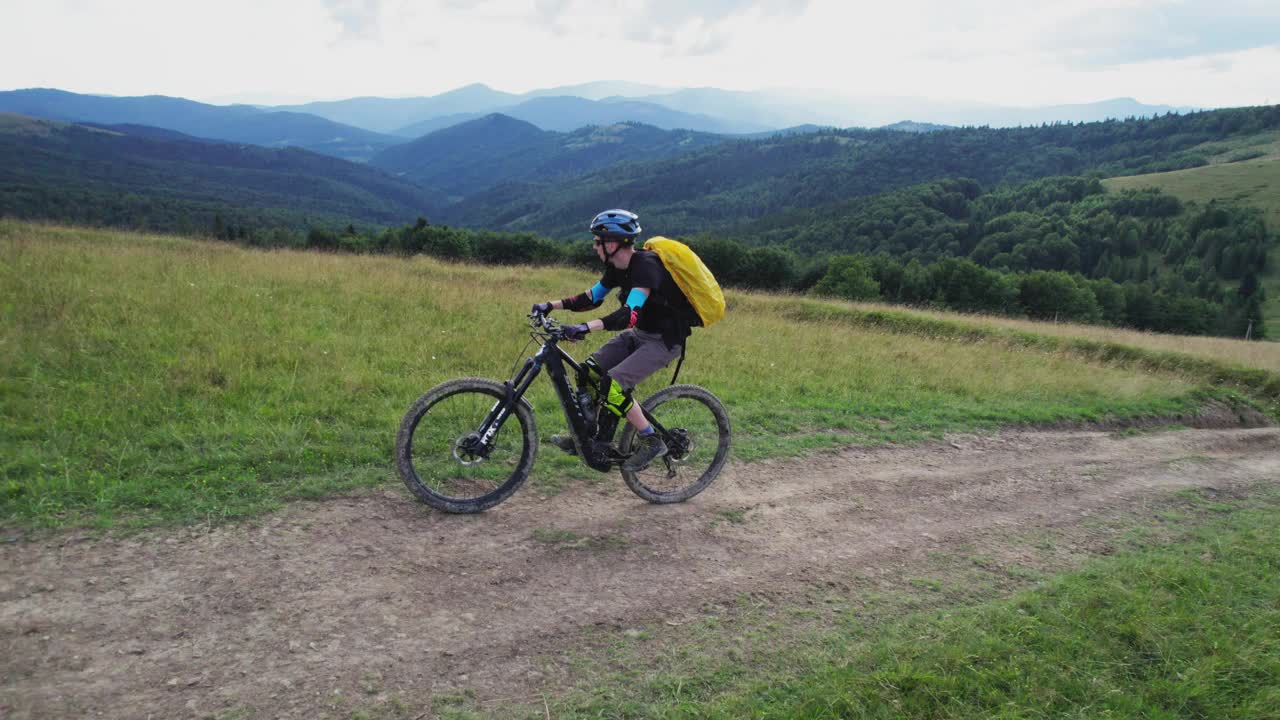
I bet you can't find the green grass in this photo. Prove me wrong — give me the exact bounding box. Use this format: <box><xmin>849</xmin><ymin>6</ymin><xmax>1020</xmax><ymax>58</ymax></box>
<box><xmin>550</xmin><ymin>491</ymin><xmax>1280</xmax><ymax>719</ymax></box>
<box><xmin>1103</xmin><ymin>130</ymin><xmax>1280</xmax><ymax>232</ymax></box>
<box><xmin>1</xmin><ymin>221</ymin><xmax>1275</xmax><ymax>529</ymax></box>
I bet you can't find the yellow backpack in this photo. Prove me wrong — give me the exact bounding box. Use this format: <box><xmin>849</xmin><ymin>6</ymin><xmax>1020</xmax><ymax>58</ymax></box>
<box><xmin>643</xmin><ymin>237</ymin><xmax>725</xmax><ymax>328</ymax></box>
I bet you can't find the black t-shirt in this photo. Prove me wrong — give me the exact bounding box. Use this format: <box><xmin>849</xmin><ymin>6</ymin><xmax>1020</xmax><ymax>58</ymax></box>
<box><xmin>601</xmin><ymin>250</ymin><xmax>695</xmax><ymax>340</ymax></box>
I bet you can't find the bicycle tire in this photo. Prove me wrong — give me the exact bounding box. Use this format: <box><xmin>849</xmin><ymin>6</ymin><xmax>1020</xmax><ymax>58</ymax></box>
<box><xmin>395</xmin><ymin>377</ymin><xmax>538</xmax><ymax>513</ymax></box>
<box><xmin>618</xmin><ymin>384</ymin><xmax>731</xmax><ymax>504</ymax></box>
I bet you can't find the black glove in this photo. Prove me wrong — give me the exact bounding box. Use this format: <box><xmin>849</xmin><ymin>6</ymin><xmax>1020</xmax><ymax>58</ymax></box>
<box><xmin>531</xmin><ymin>301</ymin><xmax>553</xmax><ymax>316</ymax></box>
<box><xmin>562</xmin><ymin>323</ymin><xmax>590</xmax><ymax>342</ymax></box>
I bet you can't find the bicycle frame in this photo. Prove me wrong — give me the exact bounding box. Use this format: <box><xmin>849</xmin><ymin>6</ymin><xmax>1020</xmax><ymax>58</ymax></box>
<box><xmin>469</xmin><ymin>324</ymin><xmax>673</xmax><ymax>473</ymax></box>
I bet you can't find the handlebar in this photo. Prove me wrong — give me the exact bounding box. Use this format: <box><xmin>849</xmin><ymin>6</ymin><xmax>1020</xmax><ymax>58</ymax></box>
<box><xmin>528</xmin><ymin>310</ymin><xmax>564</xmax><ymax>339</ymax></box>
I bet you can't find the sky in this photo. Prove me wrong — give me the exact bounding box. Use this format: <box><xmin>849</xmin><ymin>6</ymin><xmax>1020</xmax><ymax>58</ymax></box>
<box><xmin>2</xmin><ymin>0</ymin><xmax>1278</xmax><ymax>108</ymax></box>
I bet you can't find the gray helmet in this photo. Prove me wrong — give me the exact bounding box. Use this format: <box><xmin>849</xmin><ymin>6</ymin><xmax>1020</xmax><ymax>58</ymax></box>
<box><xmin>589</xmin><ymin>209</ymin><xmax>641</xmax><ymax>242</ymax></box>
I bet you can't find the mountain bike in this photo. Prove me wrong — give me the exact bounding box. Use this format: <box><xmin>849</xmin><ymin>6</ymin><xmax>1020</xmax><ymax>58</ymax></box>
<box><xmin>395</xmin><ymin>313</ymin><xmax>731</xmax><ymax>513</ymax></box>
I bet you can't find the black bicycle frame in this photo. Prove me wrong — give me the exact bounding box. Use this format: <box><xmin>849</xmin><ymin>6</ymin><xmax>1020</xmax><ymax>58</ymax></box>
<box><xmin>475</xmin><ymin>335</ymin><xmax>610</xmax><ymax>472</ymax></box>
<box><xmin>470</xmin><ymin>333</ymin><xmax>673</xmax><ymax>473</ymax></box>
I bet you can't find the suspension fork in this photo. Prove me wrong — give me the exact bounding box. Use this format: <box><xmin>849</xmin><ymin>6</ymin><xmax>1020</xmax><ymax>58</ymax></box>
<box><xmin>470</xmin><ymin>353</ymin><xmax>542</xmax><ymax>454</ymax></box>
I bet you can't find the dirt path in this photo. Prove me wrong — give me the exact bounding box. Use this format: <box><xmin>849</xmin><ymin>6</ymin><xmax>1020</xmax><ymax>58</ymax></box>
<box><xmin>3</xmin><ymin>427</ymin><xmax>1279</xmax><ymax>719</ymax></box>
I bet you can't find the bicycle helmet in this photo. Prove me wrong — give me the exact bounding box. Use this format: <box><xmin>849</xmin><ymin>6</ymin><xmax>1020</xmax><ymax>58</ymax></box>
<box><xmin>589</xmin><ymin>209</ymin><xmax>642</xmax><ymax>242</ymax></box>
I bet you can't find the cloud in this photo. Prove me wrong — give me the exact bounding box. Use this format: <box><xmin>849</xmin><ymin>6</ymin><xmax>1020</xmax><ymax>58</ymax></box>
<box><xmin>532</xmin><ymin>0</ymin><xmax>812</xmax><ymax>54</ymax></box>
<box><xmin>1048</xmin><ymin>1</ymin><xmax>1280</xmax><ymax>67</ymax></box>
<box><xmin>323</xmin><ymin>0</ymin><xmax>384</xmax><ymax>43</ymax></box>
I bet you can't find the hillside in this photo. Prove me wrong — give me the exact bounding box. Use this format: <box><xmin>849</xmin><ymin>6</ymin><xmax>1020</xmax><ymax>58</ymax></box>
<box><xmin>370</xmin><ymin>114</ymin><xmax>727</xmax><ymax>198</ymax></box>
<box><xmin>438</xmin><ymin>105</ymin><xmax>1280</xmax><ymax>238</ymax></box>
<box><xmin>699</xmin><ymin>175</ymin><xmax>1270</xmax><ymax>338</ymax></box>
<box><xmin>4</xmin><ymin>219</ymin><xmax>1277</xmax><ymax>530</ymax></box>
<box><xmin>1102</xmin><ymin>131</ymin><xmax>1280</xmax><ymax>239</ymax></box>
<box><xmin>0</xmin><ymin>113</ymin><xmax>442</xmax><ymax>231</ymax></box>
<box><xmin>5</xmin><ymin>221</ymin><xmax>1279</xmax><ymax>719</ymax></box>
<box><xmin>0</xmin><ymin>88</ymin><xmax>400</xmax><ymax>161</ymax></box>
<box><xmin>1103</xmin><ymin>132</ymin><xmax>1280</xmax><ymax>339</ymax></box>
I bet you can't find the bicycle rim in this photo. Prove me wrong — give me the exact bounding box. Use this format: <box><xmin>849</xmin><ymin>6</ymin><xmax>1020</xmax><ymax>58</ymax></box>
<box><xmin>398</xmin><ymin>380</ymin><xmax>535</xmax><ymax>512</ymax></box>
<box><xmin>620</xmin><ymin>385</ymin><xmax>730</xmax><ymax>503</ymax></box>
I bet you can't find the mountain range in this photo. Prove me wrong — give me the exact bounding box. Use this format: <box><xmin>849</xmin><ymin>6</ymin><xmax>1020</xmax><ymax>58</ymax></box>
<box><xmin>275</xmin><ymin>83</ymin><xmax>1196</xmax><ymax>136</ymax></box>
<box><xmin>0</xmin><ymin>112</ymin><xmax>440</xmax><ymax>230</ymax></box>
<box><xmin>368</xmin><ymin>114</ymin><xmax>728</xmax><ymax>198</ymax></box>
<box><xmin>0</xmin><ymin>88</ymin><xmax>399</xmax><ymax>162</ymax></box>
<box><xmin>0</xmin><ymin>85</ymin><xmax>1203</xmax><ymax>167</ymax></box>
<box><xmin>431</xmin><ymin>105</ymin><xmax>1280</xmax><ymax>238</ymax></box>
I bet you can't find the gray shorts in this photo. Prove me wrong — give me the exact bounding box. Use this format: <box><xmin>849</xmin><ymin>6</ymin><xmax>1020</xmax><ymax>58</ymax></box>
<box><xmin>591</xmin><ymin>329</ymin><xmax>682</xmax><ymax>390</ymax></box>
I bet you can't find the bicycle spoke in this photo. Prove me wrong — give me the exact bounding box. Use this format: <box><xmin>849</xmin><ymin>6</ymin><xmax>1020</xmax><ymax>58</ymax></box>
<box><xmin>621</xmin><ymin>385</ymin><xmax>730</xmax><ymax>503</ymax></box>
<box><xmin>397</xmin><ymin>379</ymin><xmax>537</xmax><ymax>512</ymax></box>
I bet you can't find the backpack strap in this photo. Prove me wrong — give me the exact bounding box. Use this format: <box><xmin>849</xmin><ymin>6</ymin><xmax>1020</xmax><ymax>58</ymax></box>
<box><xmin>669</xmin><ymin>339</ymin><xmax>687</xmax><ymax>386</ymax></box>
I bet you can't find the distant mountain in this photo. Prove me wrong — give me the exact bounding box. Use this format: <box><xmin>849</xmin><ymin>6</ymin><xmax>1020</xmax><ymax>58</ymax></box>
<box><xmin>75</xmin><ymin>122</ymin><xmax>222</xmax><ymax>143</ymax></box>
<box><xmin>622</xmin><ymin>88</ymin><xmax>1193</xmax><ymax>129</ymax></box>
<box><xmin>615</xmin><ymin>87</ymin><xmax>817</xmax><ymax>130</ymax></box>
<box><xmin>374</xmin><ymin>114</ymin><xmax>552</xmax><ymax>196</ymax></box>
<box><xmin>0</xmin><ymin>88</ymin><xmax>400</xmax><ymax>161</ymax></box>
<box><xmin>393</xmin><ymin>112</ymin><xmax>487</xmax><ymax>138</ymax></box>
<box><xmin>496</xmin><ymin>96</ymin><xmax>753</xmax><ymax>133</ymax></box>
<box><xmin>944</xmin><ymin>97</ymin><xmax>1195</xmax><ymax>127</ymax></box>
<box><xmin>271</xmin><ymin>83</ymin><xmax>521</xmax><ymax>134</ymax></box>
<box><xmin>253</xmin><ymin>83</ymin><xmax>1200</xmax><ymax>139</ymax></box>
<box><xmin>880</xmin><ymin>121</ymin><xmax>952</xmax><ymax>133</ymax></box>
<box><xmin>0</xmin><ymin>113</ymin><xmax>441</xmax><ymax>231</ymax></box>
<box><xmin>391</xmin><ymin>95</ymin><xmax>755</xmax><ymax>137</ymax></box>
<box><xmin>370</xmin><ymin>114</ymin><xmax>728</xmax><ymax>198</ymax></box>
<box><xmin>525</xmin><ymin>81</ymin><xmax>674</xmax><ymax>100</ymax></box>
<box><xmin>729</xmin><ymin>124</ymin><xmax>830</xmax><ymax>140</ymax></box>
<box><xmin>436</xmin><ymin>105</ymin><xmax>1280</xmax><ymax>238</ymax></box>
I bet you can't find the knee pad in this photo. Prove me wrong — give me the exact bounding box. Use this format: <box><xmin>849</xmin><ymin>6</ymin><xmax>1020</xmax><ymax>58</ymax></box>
<box><xmin>600</xmin><ymin>377</ymin><xmax>634</xmax><ymax>417</ymax></box>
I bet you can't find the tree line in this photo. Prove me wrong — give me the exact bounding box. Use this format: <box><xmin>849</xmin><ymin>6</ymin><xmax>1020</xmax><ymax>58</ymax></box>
<box><xmin>173</xmin><ymin>175</ymin><xmax>1268</xmax><ymax>340</ymax></box>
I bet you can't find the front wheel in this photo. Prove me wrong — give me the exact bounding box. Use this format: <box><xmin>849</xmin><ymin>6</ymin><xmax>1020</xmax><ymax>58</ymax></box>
<box><xmin>619</xmin><ymin>384</ymin><xmax>731</xmax><ymax>504</ymax></box>
<box><xmin>396</xmin><ymin>378</ymin><xmax>538</xmax><ymax>513</ymax></box>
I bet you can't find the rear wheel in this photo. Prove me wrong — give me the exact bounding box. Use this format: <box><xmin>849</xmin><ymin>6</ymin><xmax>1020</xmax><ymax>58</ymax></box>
<box><xmin>396</xmin><ymin>378</ymin><xmax>538</xmax><ymax>513</ymax></box>
<box><xmin>619</xmin><ymin>384</ymin><xmax>730</xmax><ymax>504</ymax></box>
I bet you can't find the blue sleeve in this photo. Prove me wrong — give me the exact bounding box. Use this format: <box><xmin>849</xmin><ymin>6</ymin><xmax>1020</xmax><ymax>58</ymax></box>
<box><xmin>590</xmin><ymin>282</ymin><xmax>610</xmax><ymax>305</ymax></box>
<box><xmin>625</xmin><ymin>288</ymin><xmax>648</xmax><ymax>309</ymax></box>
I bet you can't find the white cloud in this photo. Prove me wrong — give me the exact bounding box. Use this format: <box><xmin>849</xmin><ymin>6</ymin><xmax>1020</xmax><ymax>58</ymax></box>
<box><xmin>0</xmin><ymin>0</ymin><xmax>1275</xmax><ymax>107</ymax></box>
<box><xmin>323</xmin><ymin>0</ymin><xmax>385</xmax><ymax>43</ymax></box>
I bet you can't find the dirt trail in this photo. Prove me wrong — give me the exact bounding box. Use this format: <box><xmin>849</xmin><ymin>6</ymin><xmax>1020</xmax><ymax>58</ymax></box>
<box><xmin>3</xmin><ymin>427</ymin><xmax>1279</xmax><ymax>719</ymax></box>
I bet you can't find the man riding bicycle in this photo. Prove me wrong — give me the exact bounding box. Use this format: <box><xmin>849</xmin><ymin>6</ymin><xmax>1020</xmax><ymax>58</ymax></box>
<box><xmin>531</xmin><ymin>209</ymin><xmax>696</xmax><ymax>472</ymax></box>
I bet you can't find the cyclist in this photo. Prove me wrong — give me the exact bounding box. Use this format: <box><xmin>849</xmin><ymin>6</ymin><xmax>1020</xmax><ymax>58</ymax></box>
<box><xmin>531</xmin><ymin>209</ymin><xmax>696</xmax><ymax>471</ymax></box>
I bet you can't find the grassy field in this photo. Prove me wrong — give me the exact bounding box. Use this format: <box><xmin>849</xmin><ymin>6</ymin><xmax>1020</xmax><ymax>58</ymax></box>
<box><xmin>1103</xmin><ymin>130</ymin><xmax>1280</xmax><ymax>340</ymax></box>
<box><xmin>818</xmin><ymin>298</ymin><xmax>1280</xmax><ymax>372</ymax></box>
<box><xmin>2</xmin><ymin>220</ymin><xmax>1277</xmax><ymax>529</ymax></box>
<box><xmin>1103</xmin><ymin>130</ymin><xmax>1280</xmax><ymax>231</ymax></box>
<box><xmin>547</xmin><ymin>488</ymin><xmax>1280</xmax><ymax>719</ymax></box>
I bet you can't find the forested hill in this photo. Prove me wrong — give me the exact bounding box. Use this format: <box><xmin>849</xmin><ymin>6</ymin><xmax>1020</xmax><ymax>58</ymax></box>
<box><xmin>0</xmin><ymin>88</ymin><xmax>400</xmax><ymax>162</ymax></box>
<box><xmin>685</xmin><ymin>175</ymin><xmax>1270</xmax><ymax>337</ymax></box>
<box><xmin>437</xmin><ymin>105</ymin><xmax>1280</xmax><ymax>238</ymax></box>
<box><xmin>369</xmin><ymin>114</ymin><xmax>727</xmax><ymax>198</ymax></box>
<box><xmin>0</xmin><ymin>113</ymin><xmax>442</xmax><ymax>231</ymax></box>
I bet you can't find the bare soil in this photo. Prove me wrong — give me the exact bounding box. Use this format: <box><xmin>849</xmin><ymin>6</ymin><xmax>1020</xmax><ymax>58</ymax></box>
<box><xmin>3</xmin><ymin>427</ymin><xmax>1279</xmax><ymax>719</ymax></box>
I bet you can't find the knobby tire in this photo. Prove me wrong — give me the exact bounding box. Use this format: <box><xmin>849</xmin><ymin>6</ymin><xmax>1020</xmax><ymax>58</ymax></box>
<box><xmin>619</xmin><ymin>384</ymin><xmax>731</xmax><ymax>504</ymax></box>
<box><xmin>396</xmin><ymin>377</ymin><xmax>538</xmax><ymax>513</ymax></box>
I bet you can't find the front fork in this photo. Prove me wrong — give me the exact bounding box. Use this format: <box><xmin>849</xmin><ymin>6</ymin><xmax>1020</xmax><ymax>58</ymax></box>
<box><xmin>463</xmin><ymin>353</ymin><xmax>543</xmax><ymax>461</ymax></box>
